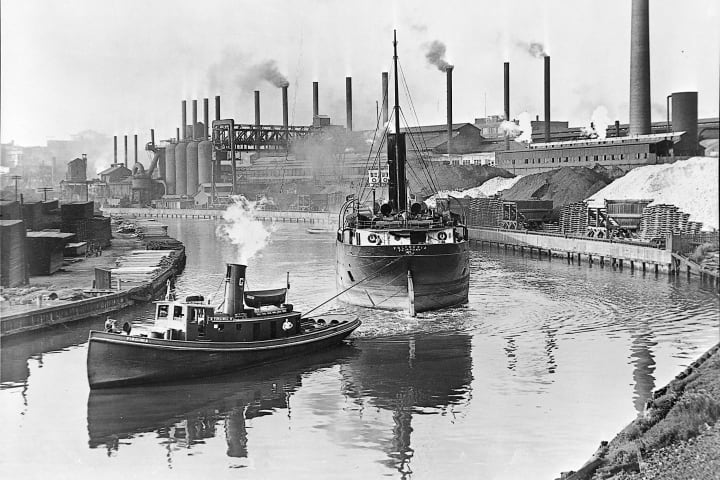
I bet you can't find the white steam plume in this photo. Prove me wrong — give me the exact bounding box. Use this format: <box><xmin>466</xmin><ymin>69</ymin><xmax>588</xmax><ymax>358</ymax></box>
<box><xmin>581</xmin><ymin>106</ymin><xmax>611</xmax><ymax>140</ymax></box>
<box><xmin>500</xmin><ymin>112</ymin><xmax>533</xmax><ymax>143</ymax></box>
<box><xmin>217</xmin><ymin>195</ymin><xmax>274</xmax><ymax>264</ymax></box>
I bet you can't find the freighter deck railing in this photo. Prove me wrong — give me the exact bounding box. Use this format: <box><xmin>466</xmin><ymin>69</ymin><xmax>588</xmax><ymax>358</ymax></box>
<box><xmin>354</xmin><ymin>218</ymin><xmax>447</xmax><ymax>230</ymax></box>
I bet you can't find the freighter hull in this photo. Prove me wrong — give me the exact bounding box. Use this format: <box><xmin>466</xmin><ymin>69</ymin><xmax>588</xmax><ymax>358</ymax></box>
<box><xmin>336</xmin><ymin>241</ymin><xmax>469</xmax><ymax>312</ymax></box>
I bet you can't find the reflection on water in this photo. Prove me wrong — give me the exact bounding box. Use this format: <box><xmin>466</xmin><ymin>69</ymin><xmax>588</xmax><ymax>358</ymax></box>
<box><xmin>1</xmin><ymin>219</ymin><xmax>718</xmax><ymax>479</ymax></box>
<box><xmin>339</xmin><ymin>334</ymin><xmax>473</xmax><ymax>477</ymax></box>
<box><xmin>86</xmin><ymin>332</ymin><xmax>473</xmax><ymax>477</ymax></box>
<box><xmin>87</xmin><ymin>345</ymin><xmax>358</xmax><ymax>455</ymax></box>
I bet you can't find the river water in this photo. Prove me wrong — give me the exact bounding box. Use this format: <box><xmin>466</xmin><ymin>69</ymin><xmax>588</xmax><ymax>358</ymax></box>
<box><xmin>1</xmin><ymin>219</ymin><xmax>718</xmax><ymax>479</ymax></box>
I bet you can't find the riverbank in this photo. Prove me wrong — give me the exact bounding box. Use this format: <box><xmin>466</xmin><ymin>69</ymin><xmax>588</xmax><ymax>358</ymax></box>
<box><xmin>0</xmin><ymin>231</ymin><xmax>185</xmax><ymax>337</ymax></box>
<box><xmin>560</xmin><ymin>343</ymin><xmax>720</xmax><ymax>479</ymax></box>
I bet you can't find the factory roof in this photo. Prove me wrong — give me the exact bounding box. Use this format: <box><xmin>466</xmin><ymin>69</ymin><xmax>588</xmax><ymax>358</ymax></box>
<box><xmin>400</xmin><ymin>123</ymin><xmax>480</xmax><ymax>135</ymax></box>
<box><xmin>0</xmin><ymin>219</ymin><xmax>24</xmax><ymax>227</ymax></box>
<box><xmin>26</xmin><ymin>231</ymin><xmax>75</xmax><ymax>239</ymax></box>
<box><xmin>527</xmin><ymin>132</ymin><xmax>685</xmax><ymax>150</ymax></box>
<box><xmin>98</xmin><ymin>165</ymin><xmax>131</xmax><ymax>176</ymax></box>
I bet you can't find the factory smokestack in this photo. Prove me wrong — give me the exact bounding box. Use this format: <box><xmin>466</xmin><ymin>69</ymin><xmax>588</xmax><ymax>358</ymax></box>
<box><xmin>255</xmin><ymin>90</ymin><xmax>261</xmax><ymax>153</ymax></box>
<box><xmin>150</xmin><ymin>129</ymin><xmax>155</xmax><ymax>146</ymax></box>
<box><xmin>382</xmin><ymin>72</ymin><xmax>389</xmax><ymax>125</ymax></box>
<box><xmin>629</xmin><ymin>0</ymin><xmax>651</xmax><ymax>135</ymax></box>
<box><xmin>504</xmin><ymin>62</ymin><xmax>510</xmax><ymax>150</ymax></box>
<box><xmin>446</xmin><ymin>66</ymin><xmax>453</xmax><ymax>156</ymax></box>
<box><xmin>312</xmin><ymin>81</ymin><xmax>319</xmax><ymax>119</ymax></box>
<box><xmin>176</xmin><ymin>127</ymin><xmax>180</xmax><ymax>142</ymax></box>
<box><xmin>346</xmin><ymin>77</ymin><xmax>353</xmax><ymax>131</ymax></box>
<box><xmin>192</xmin><ymin>99</ymin><xmax>198</xmax><ymax>140</ymax></box>
<box><xmin>203</xmin><ymin>98</ymin><xmax>209</xmax><ymax>139</ymax></box>
<box><xmin>113</xmin><ymin>136</ymin><xmax>117</xmax><ymax>165</ymax></box>
<box><xmin>544</xmin><ymin>55</ymin><xmax>551</xmax><ymax>142</ymax></box>
<box><xmin>124</xmin><ymin>135</ymin><xmax>128</xmax><ymax>167</ymax></box>
<box><xmin>215</xmin><ymin>95</ymin><xmax>221</xmax><ymax>121</ymax></box>
<box><xmin>282</xmin><ymin>85</ymin><xmax>289</xmax><ymax>147</ymax></box>
<box><xmin>282</xmin><ymin>86</ymin><xmax>289</xmax><ymax>129</ymax></box>
<box><xmin>134</xmin><ymin>134</ymin><xmax>138</xmax><ymax>164</ymax></box>
<box><xmin>671</xmin><ymin>91</ymin><xmax>699</xmax><ymax>156</ymax></box>
<box><xmin>181</xmin><ymin>100</ymin><xmax>187</xmax><ymax>141</ymax></box>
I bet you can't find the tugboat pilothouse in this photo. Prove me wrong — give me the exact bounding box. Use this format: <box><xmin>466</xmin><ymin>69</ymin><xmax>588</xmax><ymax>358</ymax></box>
<box><xmin>336</xmin><ymin>31</ymin><xmax>470</xmax><ymax>315</ymax></box>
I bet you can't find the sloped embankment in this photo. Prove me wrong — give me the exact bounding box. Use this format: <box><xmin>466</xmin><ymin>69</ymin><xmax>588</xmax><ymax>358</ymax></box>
<box><xmin>560</xmin><ymin>344</ymin><xmax>720</xmax><ymax>480</ymax></box>
<box><xmin>500</xmin><ymin>166</ymin><xmax>610</xmax><ymax>208</ymax></box>
<box><xmin>409</xmin><ymin>162</ymin><xmax>514</xmax><ymax>198</ymax></box>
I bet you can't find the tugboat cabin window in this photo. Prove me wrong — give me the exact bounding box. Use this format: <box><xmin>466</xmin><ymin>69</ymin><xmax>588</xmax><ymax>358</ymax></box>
<box><xmin>157</xmin><ymin>305</ymin><xmax>169</xmax><ymax>318</ymax></box>
<box><xmin>173</xmin><ymin>306</ymin><xmax>184</xmax><ymax>318</ymax></box>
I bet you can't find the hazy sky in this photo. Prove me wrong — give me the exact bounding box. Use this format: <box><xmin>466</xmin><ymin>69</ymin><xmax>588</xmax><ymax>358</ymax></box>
<box><xmin>2</xmin><ymin>0</ymin><xmax>719</xmax><ymax>148</ymax></box>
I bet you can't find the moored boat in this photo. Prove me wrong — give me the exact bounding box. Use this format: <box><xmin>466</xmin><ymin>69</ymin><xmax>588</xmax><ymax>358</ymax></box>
<box><xmin>87</xmin><ymin>263</ymin><xmax>360</xmax><ymax>388</ymax></box>
<box><xmin>335</xmin><ymin>31</ymin><xmax>470</xmax><ymax>315</ymax></box>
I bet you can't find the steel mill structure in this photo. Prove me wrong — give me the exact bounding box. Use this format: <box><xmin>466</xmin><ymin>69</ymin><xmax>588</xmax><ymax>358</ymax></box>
<box><xmin>92</xmin><ymin>0</ymin><xmax>713</xmax><ymax>208</ymax></box>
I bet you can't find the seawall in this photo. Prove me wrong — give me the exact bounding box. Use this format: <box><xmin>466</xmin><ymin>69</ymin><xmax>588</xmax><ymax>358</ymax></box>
<box><xmin>103</xmin><ymin>207</ymin><xmax>334</xmax><ymax>224</ymax></box>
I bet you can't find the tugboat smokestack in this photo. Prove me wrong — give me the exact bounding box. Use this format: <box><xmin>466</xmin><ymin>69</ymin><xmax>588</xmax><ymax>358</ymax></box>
<box><xmin>223</xmin><ymin>263</ymin><xmax>247</xmax><ymax>316</ymax></box>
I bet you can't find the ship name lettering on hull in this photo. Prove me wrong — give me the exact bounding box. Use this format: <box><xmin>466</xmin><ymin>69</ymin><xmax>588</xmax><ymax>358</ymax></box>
<box><xmin>392</xmin><ymin>245</ymin><xmax>427</xmax><ymax>255</ymax></box>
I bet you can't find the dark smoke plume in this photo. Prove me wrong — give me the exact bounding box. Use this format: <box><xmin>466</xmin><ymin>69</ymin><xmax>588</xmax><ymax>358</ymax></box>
<box><xmin>424</xmin><ymin>40</ymin><xmax>451</xmax><ymax>72</ymax></box>
<box><xmin>516</xmin><ymin>41</ymin><xmax>548</xmax><ymax>58</ymax></box>
<box><xmin>207</xmin><ymin>51</ymin><xmax>289</xmax><ymax>93</ymax></box>
<box><xmin>255</xmin><ymin>60</ymin><xmax>290</xmax><ymax>88</ymax></box>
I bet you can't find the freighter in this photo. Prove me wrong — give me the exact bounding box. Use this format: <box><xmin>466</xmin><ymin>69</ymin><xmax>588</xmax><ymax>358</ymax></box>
<box><xmin>335</xmin><ymin>31</ymin><xmax>470</xmax><ymax>315</ymax></box>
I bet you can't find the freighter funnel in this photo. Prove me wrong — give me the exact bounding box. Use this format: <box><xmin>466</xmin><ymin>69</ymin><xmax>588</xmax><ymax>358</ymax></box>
<box><xmin>223</xmin><ymin>264</ymin><xmax>247</xmax><ymax>316</ymax></box>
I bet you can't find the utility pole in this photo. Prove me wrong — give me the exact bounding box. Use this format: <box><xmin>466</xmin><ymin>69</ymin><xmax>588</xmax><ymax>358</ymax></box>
<box><xmin>37</xmin><ymin>187</ymin><xmax>53</xmax><ymax>202</ymax></box>
<box><xmin>11</xmin><ymin>175</ymin><xmax>22</xmax><ymax>201</ymax></box>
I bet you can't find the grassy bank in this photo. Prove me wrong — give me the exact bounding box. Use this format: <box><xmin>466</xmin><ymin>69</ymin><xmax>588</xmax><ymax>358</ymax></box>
<box><xmin>561</xmin><ymin>343</ymin><xmax>720</xmax><ymax>479</ymax></box>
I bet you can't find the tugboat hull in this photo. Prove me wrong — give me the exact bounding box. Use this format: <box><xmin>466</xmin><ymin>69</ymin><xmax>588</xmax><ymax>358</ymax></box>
<box><xmin>336</xmin><ymin>242</ymin><xmax>469</xmax><ymax>312</ymax></box>
<box><xmin>87</xmin><ymin>316</ymin><xmax>360</xmax><ymax>389</ymax></box>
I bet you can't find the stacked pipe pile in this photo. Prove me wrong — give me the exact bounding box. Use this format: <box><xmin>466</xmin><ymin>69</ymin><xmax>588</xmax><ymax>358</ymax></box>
<box><xmin>639</xmin><ymin>204</ymin><xmax>702</xmax><ymax>241</ymax></box>
<box><xmin>111</xmin><ymin>250</ymin><xmax>175</xmax><ymax>288</ymax></box>
<box><xmin>467</xmin><ymin>197</ymin><xmax>503</xmax><ymax>228</ymax></box>
<box><xmin>560</xmin><ymin>202</ymin><xmax>589</xmax><ymax>235</ymax></box>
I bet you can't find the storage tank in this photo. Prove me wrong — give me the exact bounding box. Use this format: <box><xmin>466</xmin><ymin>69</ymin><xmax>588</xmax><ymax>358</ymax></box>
<box><xmin>198</xmin><ymin>139</ymin><xmax>212</xmax><ymax>186</ymax></box>
<box><xmin>671</xmin><ymin>91</ymin><xmax>698</xmax><ymax>156</ymax></box>
<box><xmin>175</xmin><ymin>141</ymin><xmax>187</xmax><ymax>195</ymax></box>
<box><xmin>186</xmin><ymin>140</ymin><xmax>199</xmax><ymax>196</ymax></box>
<box><xmin>165</xmin><ymin>142</ymin><xmax>176</xmax><ymax>194</ymax></box>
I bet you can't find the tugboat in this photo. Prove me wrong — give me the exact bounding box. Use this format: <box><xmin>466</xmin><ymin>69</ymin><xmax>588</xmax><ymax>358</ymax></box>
<box><xmin>87</xmin><ymin>263</ymin><xmax>361</xmax><ymax>389</ymax></box>
<box><xmin>336</xmin><ymin>31</ymin><xmax>470</xmax><ymax>315</ymax></box>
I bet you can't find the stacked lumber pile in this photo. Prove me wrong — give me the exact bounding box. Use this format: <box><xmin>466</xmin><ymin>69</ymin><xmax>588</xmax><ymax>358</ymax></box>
<box><xmin>559</xmin><ymin>202</ymin><xmax>588</xmax><ymax>235</ymax></box>
<box><xmin>639</xmin><ymin>204</ymin><xmax>703</xmax><ymax>241</ymax></box>
<box><xmin>135</xmin><ymin>221</ymin><xmax>168</xmax><ymax>238</ymax></box>
<box><xmin>467</xmin><ymin>197</ymin><xmax>503</xmax><ymax>228</ymax></box>
<box><xmin>110</xmin><ymin>250</ymin><xmax>175</xmax><ymax>289</ymax></box>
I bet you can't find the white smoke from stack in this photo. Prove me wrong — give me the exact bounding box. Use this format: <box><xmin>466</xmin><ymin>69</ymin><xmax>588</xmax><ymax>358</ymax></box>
<box><xmin>424</xmin><ymin>40</ymin><xmax>451</xmax><ymax>71</ymax></box>
<box><xmin>218</xmin><ymin>195</ymin><xmax>275</xmax><ymax>264</ymax></box>
<box><xmin>500</xmin><ymin>112</ymin><xmax>533</xmax><ymax>144</ymax></box>
<box><xmin>581</xmin><ymin>106</ymin><xmax>611</xmax><ymax>140</ymax></box>
<box><xmin>499</xmin><ymin>120</ymin><xmax>522</xmax><ymax>138</ymax></box>
<box><xmin>516</xmin><ymin>40</ymin><xmax>548</xmax><ymax>58</ymax></box>
<box><xmin>516</xmin><ymin>112</ymin><xmax>533</xmax><ymax>143</ymax></box>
